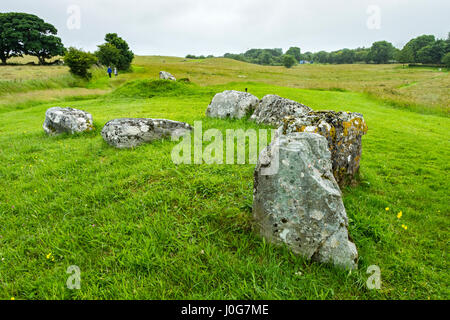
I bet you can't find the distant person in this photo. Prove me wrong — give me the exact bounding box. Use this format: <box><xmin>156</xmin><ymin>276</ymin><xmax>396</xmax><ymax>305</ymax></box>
<box><xmin>114</xmin><ymin>67</ymin><xmax>118</xmax><ymax>77</ymax></box>
<box><xmin>107</xmin><ymin>66</ymin><xmax>112</xmax><ymax>78</ymax></box>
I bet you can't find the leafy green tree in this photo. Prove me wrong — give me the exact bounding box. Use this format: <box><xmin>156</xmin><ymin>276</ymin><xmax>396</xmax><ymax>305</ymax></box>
<box><xmin>102</xmin><ymin>33</ymin><xmax>134</xmax><ymax>70</ymax></box>
<box><xmin>0</xmin><ymin>12</ymin><xmax>64</xmax><ymax>65</ymax></box>
<box><xmin>0</xmin><ymin>13</ymin><xmax>24</xmax><ymax>64</ymax></box>
<box><xmin>354</xmin><ymin>49</ymin><xmax>369</xmax><ymax>63</ymax></box>
<box><xmin>416</xmin><ymin>40</ymin><xmax>446</xmax><ymax>64</ymax></box>
<box><xmin>368</xmin><ymin>41</ymin><xmax>395</xmax><ymax>64</ymax></box>
<box><xmin>442</xmin><ymin>52</ymin><xmax>450</xmax><ymax>67</ymax></box>
<box><xmin>397</xmin><ymin>45</ymin><xmax>414</xmax><ymax>63</ymax></box>
<box><xmin>282</xmin><ymin>54</ymin><xmax>296</xmax><ymax>68</ymax></box>
<box><xmin>95</xmin><ymin>43</ymin><xmax>121</xmax><ymax>67</ymax></box>
<box><xmin>64</xmin><ymin>47</ymin><xmax>98</xmax><ymax>79</ymax></box>
<box><xmin>402</xmin><ymin>35</ymin><xmax>435</xmax><ymax>62</ymax></box>
<box><xmin>286</xmin><ymin>47</ymin><xmax>301</xmax><ymax>62</ymax></box>
<box><xmin>445</xmin><ymin>32</ymin><xmax>450</xmax><ymax>53</ymax></box>
<box><xmin>25</xmin><ymin>33</ymin><xmax>66</xmax><ymax>65</ymax></box>
<box><xmin>334</xmin><ymin>49</ymin><xmax>355</xmax><ymax>64</ymax></box>
<box><xmin>313</xmin><ymin>51</ymin><xmax>329</xmax><ymax>63</ymax></box>
<box><xmin>259</xmin><ymin>52</ymin><xmax>272</xmax><ymax>65</ymax></box>
<box><xmin>300</xmin><ymin>51</ymin><xmax>313</xmax><ymax>61</ymax></box>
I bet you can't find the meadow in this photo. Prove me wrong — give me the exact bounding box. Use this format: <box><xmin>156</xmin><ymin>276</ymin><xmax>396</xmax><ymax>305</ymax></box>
<box><xmin>0</xmin><ymin>57</ymin><xmax>448</xmax><ymax>299</ymax></box>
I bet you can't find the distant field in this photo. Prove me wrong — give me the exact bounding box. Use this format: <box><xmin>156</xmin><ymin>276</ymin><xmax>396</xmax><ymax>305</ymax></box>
<box><xmin>1</xmin><ymin>56</ymin><xmax>448</xmax><ymax>116</ymax></box>
<box><xmin>0</xmin><ymin>57</ymin><xmax>448</xmax><ymax>300</ymax></box>
<box><xmin>133</xmin><ymin>56</ymin><xmax>450</xmax><ymax>115</ymax></box>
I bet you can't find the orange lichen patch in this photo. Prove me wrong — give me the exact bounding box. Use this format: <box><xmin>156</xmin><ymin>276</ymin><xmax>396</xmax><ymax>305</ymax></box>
<box><xmin>329</xmin><ymin>126</ymin><xmax>336</xmax><ymax>141</ymax></box>
<box><xmin>342</xmin><ymin>117</ymin><xmax>367</xmax><ymax>136</ymax></box>
<box><xmin>296</xmin><ymin>125</ymin><xmax>306</xmax><ymax>133</ymax></box>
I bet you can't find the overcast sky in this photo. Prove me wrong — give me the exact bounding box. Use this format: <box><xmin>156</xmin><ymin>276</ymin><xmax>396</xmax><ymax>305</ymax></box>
<box><xmin>2</xmin><ymin>0</ymin><xmax>449</xmax><ymax>56</ymax></box>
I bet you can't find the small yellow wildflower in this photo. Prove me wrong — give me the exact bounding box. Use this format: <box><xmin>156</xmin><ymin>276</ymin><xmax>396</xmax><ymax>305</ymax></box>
<box><xmin>385</xmin><ymin>207</ymin><xmax>389</xmax><ymax>211</ymax></box>
<box><xmin>397</xmin><ymin>211</ymin><xmax>402</xmax><ymax>219</ymax></box>
<box><xmin>11</xmin><ymin>297</ymin><xmax>15</xmax><ymax>300</ymax></box>
<box><xmin>46</xmin><ymin>253</ymin><xmax>52</xmax><ymax>259</ymax></box>
<box><xmin>402</xmin><ymin>224</ymin><xmax>408</xmax><ymax>230</ymax></box>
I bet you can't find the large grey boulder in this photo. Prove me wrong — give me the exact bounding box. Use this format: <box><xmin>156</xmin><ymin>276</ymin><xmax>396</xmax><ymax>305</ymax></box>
<box><xmin>250</xmin><ymin>95</ymin><xmax>312</xmax><ymax>126</ymax></box>
<box><xmin>206</xmin><ymin>90</ymin><xmax>259</xmax><ymax>119</ymax></box>
<box><xmin>282</xmin><ymin>111</ymin><xmax>368</xmax><ymax>187</ymax></box>
<box><xmin>253</xmin><ymin>132</ymin><xmax>358</xmax><ymax>270</ymax></box>
<box><xmin>101</xmin><ymin>118</ymin><xmax>192</xmax><ymax>149</ymax></box>
<box><xmin>159</xmin><ymin>71</ymin><xmax>176</xmax><ymax>81</ymax></box>
<box><xmin>43</xmin><ymin>107</ymin><xmax>94</xmax><ymax>135</ymax></box>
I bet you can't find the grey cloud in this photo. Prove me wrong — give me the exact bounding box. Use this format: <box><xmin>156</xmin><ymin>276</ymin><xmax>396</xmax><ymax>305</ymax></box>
<box><xmin>1</xmin><ymin>0</ymin><xmax>449</xmax><ymax>56</ymax></box>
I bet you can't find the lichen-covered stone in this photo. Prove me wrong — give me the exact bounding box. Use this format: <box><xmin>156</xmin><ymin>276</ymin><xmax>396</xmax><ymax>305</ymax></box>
<box><xmin>43</xmin><ymin>107</ymin><xmax>94</xmax><ymax>135</ymax></box>
<box><xmin>253</xmin><ymin>132</ymin><xmax>358</xmax><ymax>270</ymax></box>
<box><xmin>250</xmin><ymin>94</ymin><xmax>312</xmax><ymax>126</ymax></box>
<box><xmin>159</xmin><ymin>71</ymin><xmax>176</xmax><ymax>81</ymax></box>
<box><xmin>206</xmin><ymin>90</ymin><xmax>259</xmax><ymax>119</ymax></box>
<box><xmin>101</xmin><ymin>118</ymin><xmax>192</xmax><ymax>149</ymax></box>
<box><xmin>282</xmin><ymin>111</ymin><xmax>368</xmax><ymax>187</ymax></box>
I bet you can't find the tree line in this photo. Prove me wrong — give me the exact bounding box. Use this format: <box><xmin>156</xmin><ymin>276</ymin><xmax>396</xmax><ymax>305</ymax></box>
<box><xmin>0</xmin><ymin>12</ymin><xmax>134</xmax><ymax>79</ymax></box>
<box><xmin>187</xmin><ymin>33</ymin><xmax>450</xmax><ymax>68</ymax></box>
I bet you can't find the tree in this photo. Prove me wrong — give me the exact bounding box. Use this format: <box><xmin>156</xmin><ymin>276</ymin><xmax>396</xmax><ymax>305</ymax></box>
<box><xmin>102</xmin><ymin>33</ymin><xmax>134</xmax><ymax>70</ymax></box>
<box><xmin>0</xmin><ymin>12</ymin><xmax>65</xmax><ymax>65</ymax></box>
<box><xmin>442</xmin><ymin>52</ymin><xmax>450</xmax><ymax>67</ymax></box>
<box><xmin>313</xmin><ymin>51</ymin><xmax>329</xmax><ymax>63</ymax></box>
<box><xmin>368</xmin><ymin>41</ymin><xmax>395</xmax><ymax>64</ymax></box>
<box><xmin>300</xmin><ymin>51</ymin><xmax>313</xmax><ymax>62</ymax></box>
<box><xmin>445</xmin><ymin>32</ymin><xmax>450</xmax><ymax>54</ymax></box>
<box><xmin>416</xmin><ymin>40</ymin><xmax>446</xmax><ymax>64</ymax></box>
<box><xmin>402</xmin><ymin>35</ymin><xmax>435</xmax><ymax>62</ymax></box>
<box><xmin>95</xmin><ymin>43</ymin><xmax>121</xmax><ymax>67</ymax></box>
<box><xmin>25</xmin><ymin>34</ymin><xmax>66</xmax><ymax>65</ymax></box>
<box><xmin>64</xmin><ymin>47</ymin><xmax>98</xmax><ymax>79</ymax></box>
<box><xmin>259</xmin><ymin>52</ymin><xmax>272</xmax><ymax>65</ymax></box>
<box><xmin>282</xmin><ymin>54</ymin><xmax>296</xmax><ymax>68</ymax></box>
<box><xmin>0</xmin><ymin>13</ymin><xmax>24</xmax><ymax>64</ymax></box>
<box><xmin>286</xmin><ymin>47</ymin><xmax>301</xmax><ymax>62</ymax></box>
<box><xmin>397</xmin><ymin>45</ymin><xmax>414</xmax><ymax>64</ymax></box>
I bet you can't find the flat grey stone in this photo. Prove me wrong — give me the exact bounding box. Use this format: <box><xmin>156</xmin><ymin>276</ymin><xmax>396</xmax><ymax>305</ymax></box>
<box><xmin>43</xmin><ymin>107</ymin><xmax>93</xmax><ymax>135</ymax></box>
<box><xmin>159</xmin><ymin>71</ymin><xmax>176</xmax><ymax>81</ymax></box>
<box><xmin>101</xmin><ymin>118</ymin><xmax>192</xmax><ymax>149</ymax></box>
<box><xmin>250</xmin><ymin>94</ymin><xmax>311</xmax><ymax>126</ymax></box>
<box><xmin>206</xmin><ymin>90</ymin><xmax>259</xmax><ymax>119</ymax></box>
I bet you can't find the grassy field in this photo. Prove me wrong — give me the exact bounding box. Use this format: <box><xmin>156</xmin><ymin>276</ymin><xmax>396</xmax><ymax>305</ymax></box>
<box><xmin>1</xmin><ymin>56</ymin><xmax>449</xmax><ymax>115</ymax></box>
<box><xmin>0</xmin><ymin>57</ymin><xmax>449</xmax><ymax>300</ymax></box>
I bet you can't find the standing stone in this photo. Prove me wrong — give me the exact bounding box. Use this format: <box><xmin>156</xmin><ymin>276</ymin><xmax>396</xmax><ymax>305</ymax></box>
<box><xmin>43</xmin><ymin>107</ymin><xmax>94</xmax><ymax>135</ymax></box>
<box><xmin>101</xmin><ymin>118</ymin><xmax>192</xmax><ymax>149</ymax></box>
<box><xmin>159</xmin><ymin>71</ymin><xmax>176</xmax><ymax>81</ymax></box>
<box><xmin>253</xmin><ymin>132</ymin><xmax>358</xmax><ymax>269</ymax></box>
<box><xmin>250</xmin><ymin>94</ymin><xmax>311</xmax><ymax>126</ymax></box>
<box><xmin>205</xmin><ymin>90</ymin><xmax>259</xmax><ymax>119</ymax></box>
<box><xmin>282</xmin><ymin>111</ymin><xmax>368</xmax><ymax>187</ymax></box>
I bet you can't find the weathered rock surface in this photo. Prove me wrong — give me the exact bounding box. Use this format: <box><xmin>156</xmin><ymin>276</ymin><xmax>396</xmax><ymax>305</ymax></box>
<box><xmin>253</xmin><ymin>132</ymin><xmax>358</xmax><ymax>269</ymax></box>
<box><xmin>282</xmin><ymin>111</ymin><xmax>368</xmax><ymax>187</ymax></box>
<box><xmin>206</xmin><ymin>90</ymin><xmax>259</xmax><ymax>119</ymax></box>
<box><xmin>250</xmin><ymin>94</ymin><xmax>312</xmax><ymax>126</ymax></box>
<box><xmin>101</xmin><ymin>118</ymin><xmax>192</xmax><ymax>149</ymax></box>
<box><xmin>159</xmin><ymin>71</ymin><xmax>176</xmax><ymax>81</ymax></box>
<box><xmin>43</xmin><ymin>107</ymin><xmax>94</xmax><ymax>135</ymax></box>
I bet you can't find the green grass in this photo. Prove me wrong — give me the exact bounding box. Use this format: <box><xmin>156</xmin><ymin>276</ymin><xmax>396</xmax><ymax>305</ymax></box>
<box><xmin>0</xmin><ymin>61</ymin><xmax>449</xmax><ymax>300</ymax></box>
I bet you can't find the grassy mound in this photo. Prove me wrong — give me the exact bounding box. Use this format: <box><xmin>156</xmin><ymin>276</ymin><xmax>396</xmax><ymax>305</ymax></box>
<box><xmin>110</xmin><ymin>79</ymin><xmax>213</xmax><ymax>99</ymax></box>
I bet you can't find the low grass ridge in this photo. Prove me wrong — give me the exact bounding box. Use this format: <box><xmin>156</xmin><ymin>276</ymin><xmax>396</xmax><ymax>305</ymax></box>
<box><xmin>109</xmin><ymin>79</ymin><xmax>215</xmax><ymax>99</ymax></box>
<box><xmin>0</xmin><ymin>74</ymin><xmax>84</xmax><ymax>96</ymax></box>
